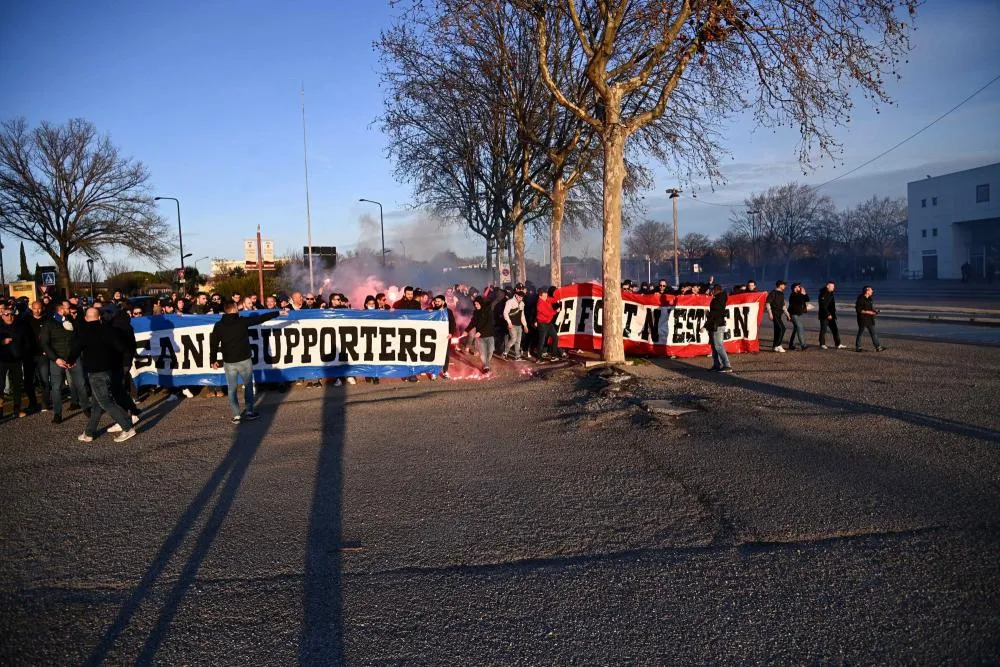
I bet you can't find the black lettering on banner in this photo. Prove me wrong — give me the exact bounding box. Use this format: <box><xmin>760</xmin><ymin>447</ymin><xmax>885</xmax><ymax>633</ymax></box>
<box><xmin>558</xmin><ymin>300</ymin><xmax>575</xmax><ymax>334</ymax></box>
<box><xmin>338</xmin><ymin>326</ymin><xmax>360</xmax><ymax>362</ymax></box>
<box><xmin>593</xmin><ymin>299</ymin><xmax>603</xmax><ymax>335</ymax></box>
<box><xmin>301</xmin><ymin>328</ymin><xmax>318</xmax><ymax>363</ymax></box>
<box><xmin>359</xmin><ymin>326</ymin><xmax>378</xmax><ymax>362</ymax></box>
<box><xmin>379</xmin><ymin>327</ymin><xmax>396</xmax><ymax>361</ymax></box>
<box><xmin>671</xmin><ymin>309</ymin><xmax>686</xmax><ymax>345</ymax></box>
<box><xmin>577</xmin><ymin>298</ymin><xmax>594</xmax><ymax>333</ymax></box>
<box><xmin>180</xmin><ymin>333</ymin><xmax>204</xmax><ymax>370</ymax></box>
<box><xmin>283</xmin><ymin>328</ymin><xmax>302</xmax><ymax>364</ymax></box>
<box><xmin>134</xmin><ymin>339</ymin><xmax>152</xmax><ymax>369</ymax></box>
<box><xmin>248</xmin><ymin>329</ymin><xmax>260</xmax><ymax>364</ymax></box>
<box><xmin>261</xmin><ymin>329</ymin><xmax>282</xmax><ymax>364</ymax></box>
<box><xmin>640</xmin><ymin>308</ymin><xmax>661</xmax><ymax>342</ymax></box>
<box><xmin>722</xmin><ymin>310</ymin><xmax>732</xmax><ymax>341</ymax></box>
<box><xmin>397</xmin><ymin>327</ymin><xmax>418</xmax><ymax>362</ymax></box>
<box><xmin>690</xmin><ymin>309</ymin><xmax>706</xmax><ymax>342</ymax></box>
<box><xmin>623</xmin><ymin>302</ymin><xmax>639</xmax><ymax>337</ymax></box>
<box><xmin>419</xmin><ymin>328</ymin><xmax>436</xmax><ymax>362</ymax></box>
<box><xmin>319</xmin><ymin>327</ymin><xmax>338</xmax><ymax>362</ymax></box>
<box><xmin>155</xmin><ymin>337</ymin><xmax>178</xmax><ymax>370</ymax></box>
<box><xmin>732</xmin><ymin>306</ymin><xmax>749</xmax><ymax>339</ymax></box>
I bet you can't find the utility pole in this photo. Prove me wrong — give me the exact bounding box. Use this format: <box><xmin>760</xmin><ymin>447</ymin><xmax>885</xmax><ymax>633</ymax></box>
<box><xmin>301</xmin><ymin>84</ymin><xmax>315</xmax><ymax>293</ymax></box>
<box><xmin>666</xmin><ymin>188</ymin><xmax>682</xmax><ymax>287</ymax></box>
<box><xmin>256</xmin><ymin>225</ymin><xmax>265</xmax><ymax>303</ymax></box>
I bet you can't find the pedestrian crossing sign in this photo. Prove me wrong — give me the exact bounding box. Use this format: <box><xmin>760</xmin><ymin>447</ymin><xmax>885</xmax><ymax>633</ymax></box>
<box><xmin>41</xmin><ymin>272</ymin><xmax>56</xmax><ymax>286</ymax></box>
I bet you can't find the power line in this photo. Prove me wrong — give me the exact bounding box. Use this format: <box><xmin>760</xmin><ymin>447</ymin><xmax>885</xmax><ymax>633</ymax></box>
<box><xmin>684</xmin><ymin>71</ymin><xmax>1000</xmax><ymax>207</ymax></box>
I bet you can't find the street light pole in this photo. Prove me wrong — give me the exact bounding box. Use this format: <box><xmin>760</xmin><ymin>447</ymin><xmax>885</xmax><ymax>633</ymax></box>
<box><xmin>666</xmin><ymin>188</ymin><xmax>682</xmax><ymax>287</ymax></box>
<box><xmin>746</xmin><ymin>209</ymin><xmax>760</xmax><ymax>280</ymax></box>
<box><xmin>154</xmin><ymin>196</ymin><xmax>184</xmax><ymax>276</ymax></box>
<box><xmin>301</xmin><ymin>85</ymin><xmax>315</xmax><ymax>294</ymax></box>
<box><xmin>86</xmin><ymin>258</ymin><xmax>95</xmax><ymax>299</ymax></box>
<box><xmin>359</xmin><ymin>199</ymin><xmax>385</xmax><ymax>266</ymax></box>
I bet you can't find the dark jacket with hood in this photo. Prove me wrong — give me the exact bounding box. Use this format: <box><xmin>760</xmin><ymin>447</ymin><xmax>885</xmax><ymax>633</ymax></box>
<box><xmin>0</xmin><ymin>317</ymin><xmax>29</xmax><ymax>363</ymax></box>
<box><xmin>469</xmin><ymin>298</ymin><xmax>495</xmax><ymax>337</ymax></box>
<box><xmin>705</xmin><ymin>291</ymin><xmax>728</xmax><ymax>331</ymax></box>
<box><xmin>210</xmin><ymin>310</ymin><xmax>280</xmax><ymax>364</ymax></box>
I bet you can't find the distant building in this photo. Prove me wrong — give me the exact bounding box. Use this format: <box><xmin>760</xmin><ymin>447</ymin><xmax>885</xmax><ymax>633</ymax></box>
<box><xmin>907</xmin><ymin>163</ymin><xmax>999</xmax><ymax>280</ymax></box>
<box><xmin>210</xmin><ymin>258</ymin><xmax>245</xmax><ymax>276</ymax></box>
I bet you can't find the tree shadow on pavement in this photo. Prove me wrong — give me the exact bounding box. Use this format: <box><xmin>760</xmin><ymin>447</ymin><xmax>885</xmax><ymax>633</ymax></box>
<box><xmin>298</xmin><ymin>382</ymin><xmax>347</xmax><ymax>666</ymax></box>
<box><xmin>85</xmin><ymin>390</ymin><xmax>287</xmax><ymax>666</ymax></box>
<box><xmin>660</xmin><ymin>359</ymin><xmax>1000</xmax><ymax>443</ymax></box>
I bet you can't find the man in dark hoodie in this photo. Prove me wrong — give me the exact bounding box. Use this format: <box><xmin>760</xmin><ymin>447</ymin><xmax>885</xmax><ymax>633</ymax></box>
<box><xmin>430</xmin><ymin>294</ymin><xmax>457</xmax><ymax>380</ymax></box>
<box><xmin>39</xmin><ymin>301</ymin><xmax>89</xmax><ymax>423</ymax></box>
<box><xmin>468</xmin><ymin>296</ymin><xmax>496</xmax><ymax>374</ymax></box>
<box><xmin>106</xmin><ymin>306</ymin><xmax>141</xmax><ymax>417</ymax></box>
<box><xmin>818</xmin><ymin>281</ymin><xmax>847</xmax><ymax>350</ymax></box>
<box><xmin>77</xmin><ymin>307</ymin><xmax>138</xmax><ymax>443</ymax></box>
<box><xmin>22</xmin><ymin>300</ymin><xmax>49</xmax><ymax>412</ymax></box>
<box><xmin>0</xmin><ymin>304</ymin><xmax>29</xmax><ymax>418</ymax></box>
<box><xmin>704</xmin><ymin>285</ymin><xmax>733</xmax><ymax>373</ymax></box>
<box><xmin>209</xmin><ymin>302</ymin><xmax>282</xmax><ymax>423</ymax></box>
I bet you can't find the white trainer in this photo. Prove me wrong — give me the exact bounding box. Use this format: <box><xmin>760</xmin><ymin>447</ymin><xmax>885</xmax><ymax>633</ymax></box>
<box><xmin>346</xmin><ymin>377</ymin><xmax>356</xmax><ymax>385</ymax></box>
<box><xmin>114</xmin><ymin>429</ymin><xmax>137</xmax><ymax>443</ymax></box>
<box><xmin>78</xmin><ymin>433</ymin><xmax>94</xmax><ymax>443</ymax></box>
<box><xmin>108</xmin><ymin>415</ymin><xmax>140</xmax><ymax>433</ymax></box>
<box><xmin>774</xmin><ymin>346</ymin><xmax>786</xmax><ymax>353</ymax></box>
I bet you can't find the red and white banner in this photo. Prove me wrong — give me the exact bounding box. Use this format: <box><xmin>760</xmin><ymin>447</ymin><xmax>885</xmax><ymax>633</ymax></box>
<box><xmin>553</xmin><ymin>283</ymin><xmax>767</xmax><ymax>357</ymax></box>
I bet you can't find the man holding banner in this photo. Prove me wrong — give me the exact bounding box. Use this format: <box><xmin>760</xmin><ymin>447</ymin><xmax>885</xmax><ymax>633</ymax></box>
<box><xmin>210</xmin><ymin>303</ymin><xmax>282</xmax><ymax>424</ymax></box>
<box><xmin>705</xmin><ymin>285</ymin><xmax>733</xmax><ymax>373</ymax></box>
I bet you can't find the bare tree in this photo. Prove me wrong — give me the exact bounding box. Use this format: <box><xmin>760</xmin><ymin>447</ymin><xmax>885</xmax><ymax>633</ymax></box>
<box><xmin>515</xmin><ymin>0</ymin><xmax>916</xmax><ymax>361</ymax></box>
<box><xmin>625</xmin><ymin>219</ymin><xmax>673</xmax><ymax>261</ymax></box>
<box><xmin>680</xmin><ymin>232</ymin><xmax>712</xmax><ymax>260</ymax></box>
<box><xmin>714</xmin><ymin>229</ymin><xmax>747</xmax><ymax>274</ymax></box>
<box><xmin>735</xmin><ymin>183</ymin><xmax>835</xmax><ymax>282</ymax></box>
<box><xmin>0</xmin><ymin>118</ymin><xmax>171</xmax><ymax>295</ymax></box>
<box><xmin>850</xmin><ymin>195</ymin><xmax>907</xmax><ymax>266</ymax></box>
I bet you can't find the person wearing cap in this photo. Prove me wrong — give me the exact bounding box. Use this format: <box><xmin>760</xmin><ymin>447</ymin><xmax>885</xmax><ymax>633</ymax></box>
<box><xmin>76</xmin><ymin>307</ymin><xmax>138</xmax><ymax>443</ymax></box>
<box><xmin>429</xmin><ymin>294</ymin><xmax>456</xmax><ymax>380</ymax></box>
<box><xmin>468</xmin><ymin>296</ymin><xmax>496</xmax><ymax>374</ymax></box>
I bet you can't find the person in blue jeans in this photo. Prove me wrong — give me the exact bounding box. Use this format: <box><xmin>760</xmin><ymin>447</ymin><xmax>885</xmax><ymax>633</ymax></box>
<box><xmin>76</xmin><ymin>307</ymin><xmax>137</xmax><ymax>442</ymax></box>
<box><xmin>704</xmin><ymin>285</ymin><xmax>733</xmax><ymax>373</ymax></box>
<box><xmin>786</xmin><ymin>283</ymin><xmax>810</xmax><ymax>350</ymax></box>
<box><xmin>210</xmin><ymin>302</ymin><xmax>283</xmax><ymax>423</ymax></box>
<box><xmin>39</xmin><ymin>301</ymin><xmax>89</xmax><ymax>423</ymax></box>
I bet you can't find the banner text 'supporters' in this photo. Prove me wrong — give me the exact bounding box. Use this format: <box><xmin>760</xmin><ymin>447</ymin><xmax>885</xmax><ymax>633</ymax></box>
<box><xmin>553</xmin><ymin>283</ymin><xmax>767</xmax><ymax>357</ymax></box>
<box><xmin>130</xmin><ymin>309</ymin><xmax>449</xmax><ymax>387</ymax></box>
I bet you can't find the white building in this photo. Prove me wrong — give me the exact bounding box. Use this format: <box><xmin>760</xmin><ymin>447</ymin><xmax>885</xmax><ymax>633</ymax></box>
<box><xmin>907</xmin><ymin>163</ymin><xmax>999</xmax><ymax>280</ymax></box>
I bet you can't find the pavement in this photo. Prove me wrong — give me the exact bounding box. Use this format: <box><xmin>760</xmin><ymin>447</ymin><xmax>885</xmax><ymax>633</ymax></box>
<box><xmin>2</xmin><ymin>341</ymin><xmax>999</xmax><ymax>664</ymax></box>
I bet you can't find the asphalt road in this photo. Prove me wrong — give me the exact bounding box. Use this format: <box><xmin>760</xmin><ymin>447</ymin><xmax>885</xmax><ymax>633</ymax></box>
<box><xmin>1</xmin><ymin>342</ymin><xmax>999</xmax><ymax>665</ymax></box>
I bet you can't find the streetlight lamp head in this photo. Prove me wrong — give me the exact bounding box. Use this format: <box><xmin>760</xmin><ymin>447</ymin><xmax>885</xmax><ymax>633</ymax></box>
<box><xmin>154</xmin><ymin>196</ymin><xmax>163</xmax><ymax>201</ymax></box>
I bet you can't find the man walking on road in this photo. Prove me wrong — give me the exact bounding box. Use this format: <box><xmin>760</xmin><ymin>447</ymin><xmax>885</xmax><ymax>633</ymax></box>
<box><xmin>209</xmin><ymin>302</ymin><xmax>282</xmax><ymax>424</ymax></box>
<box><xmin>855</xmin><ymin>286</ymin><xmax>886</xmax><ymax>352</ymax></box>
<box><xmin>766</xmin><ymin>280</ymin><xmax>789</xmax><ymax>353</ymax></box>
<box><xmin>76</xmin><ymin>308</ymin><xmax>138</xmax><ymax>443</ymax></box>
<box><xmin>705</xmin><ymin>285</ymin><xmax>733</xmax><ymax>373</ymax></box>
<box><xmin>818</xmin><ymin>281</ymin><xmax>847</xmax><ymax>350</ymax></box>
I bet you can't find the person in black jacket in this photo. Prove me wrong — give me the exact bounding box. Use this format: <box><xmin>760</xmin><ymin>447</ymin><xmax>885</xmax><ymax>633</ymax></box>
<box><xmin>107</xmin><ymin>307</ymin><xmax>141</xmax><ymax>417</ymax></box>
<box><xmin>469</xmin><ymin>296</ymin><xmax>496</xmax><ymax>374</ymax></box>
<box><xmin>817</xmin><ymin>281</ymin><xmax>846</xmax><ymax>350</ymax></box>
<box><xmin>703</xmin><ymin>285</ymin><xmax>732</xmax><ymax>373</ymax></box>
<box><xmin>0</xmin><ymin>305</ymin><xmax>29</xmax><ymax>418</ymax></box>
<box><xmin>22</xmin><ymin>300</ymin><xmax>49</xmax><ymax>413</ymax></box>
<box><xmin>39</xmin><ymin>301</ymin><xmax>89</xmax><ymax>423</ymax></box>
<box><xmin>209</xmin><ymin>302</ymin><xmax>282</xmax><ymax>423</ymax></box>
<box><xmin>854</xmin><ymin>286</ymin><xmax>886</xmax><ymax>352</ymax></box>
<box><xmin>77</xmin><ymin>308</ymin><xmax>138</xmax><ymax>443</ymax></box>
<box><xmin>766</xmin><ymin>280</ymin><xmax>790</xmax><ymax>353</ymax></box>
<box><xmin>787</xmin><ymin>283</ymin><xmax>810</xmax><ymax>350</ymax></box>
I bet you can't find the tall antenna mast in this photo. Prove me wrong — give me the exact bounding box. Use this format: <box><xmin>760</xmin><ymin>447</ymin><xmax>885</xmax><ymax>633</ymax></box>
<box><xmin>301</xmin><ymin>83</ymin><xmax>315</xmax><ymax>293</ymax></box>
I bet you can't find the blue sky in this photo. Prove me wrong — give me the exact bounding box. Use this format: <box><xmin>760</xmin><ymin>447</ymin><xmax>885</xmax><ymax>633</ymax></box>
<box><xmin>1</xmin><ymin>0</ymin><xmax>999</xmax><ymax>276</ymax></box>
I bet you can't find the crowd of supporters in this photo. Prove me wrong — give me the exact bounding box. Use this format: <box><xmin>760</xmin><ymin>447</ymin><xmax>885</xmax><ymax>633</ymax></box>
<box><xmin>0</xmin><ymin>276</ymin><xmax>886</xmax><ymax>434</ymax></box>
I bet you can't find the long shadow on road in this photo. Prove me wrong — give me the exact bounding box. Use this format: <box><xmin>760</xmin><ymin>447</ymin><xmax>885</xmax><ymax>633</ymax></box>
<box><xmin>298</xmin><ymin>382</ymin><xmax>347</xmax><ymax>666</ymax></box>
<box><xmin>658</xmin><ymin>358</ymin><xmax>1000</xmax><ymax>443</ymax></box>
<box><xmin>86</xmin><ymin>390</ymin><xmax>286</xmax><ymax>666</ymax></box>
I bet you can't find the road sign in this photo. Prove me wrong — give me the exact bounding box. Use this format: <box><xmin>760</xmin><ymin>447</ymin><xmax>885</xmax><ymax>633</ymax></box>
<box><xmin>9</xmin><ymin>281</ymin><xmax>36</xmax><ymax>302</ymax></box>
<box><xmin>41</xmin><ymin>272</ymin><xmax>56</xmax><ymax>286</ymax></box>
<box><xmin>245</xmin><ymin>238</ymin><xmax>276</xmax><ymax>270</ymax></box>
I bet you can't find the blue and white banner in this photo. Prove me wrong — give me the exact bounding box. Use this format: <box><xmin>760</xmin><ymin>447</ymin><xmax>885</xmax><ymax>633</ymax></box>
<box><xmin>130</xmin><ymin>309</ymin><xmax>449</xmax><ymax>387</ymax></box>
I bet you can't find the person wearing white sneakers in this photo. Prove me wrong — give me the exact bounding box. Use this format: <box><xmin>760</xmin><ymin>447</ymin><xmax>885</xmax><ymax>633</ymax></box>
<box><xmin>76</xmin><ymin>308</ymin><xmax>137</xmax><ymax>443</ymax></box>
<box><xmin>766</xmin><ymin>280</ymin><xmax>790</xmax><ymax>353</ymax></box>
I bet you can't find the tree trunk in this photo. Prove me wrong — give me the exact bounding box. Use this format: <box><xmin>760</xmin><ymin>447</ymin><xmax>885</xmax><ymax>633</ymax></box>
<box><xmin>512</xmin><ymin>203</ymin><xmax>526</xmax><ymax>285</ymax></box>
<box><xmin>550</xmin><ymin>179</ymin><xmax>566</xmax><ymax>287</ymax></box>
<box><xmin>57</xmin><ymin>256</ymin><xmax>71</xmax><ymax>299</ymax></box>
<box><xmin>601</xmin><ymin>117</ymin><xmax>627</xmax><ymax>364</ymax></box>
